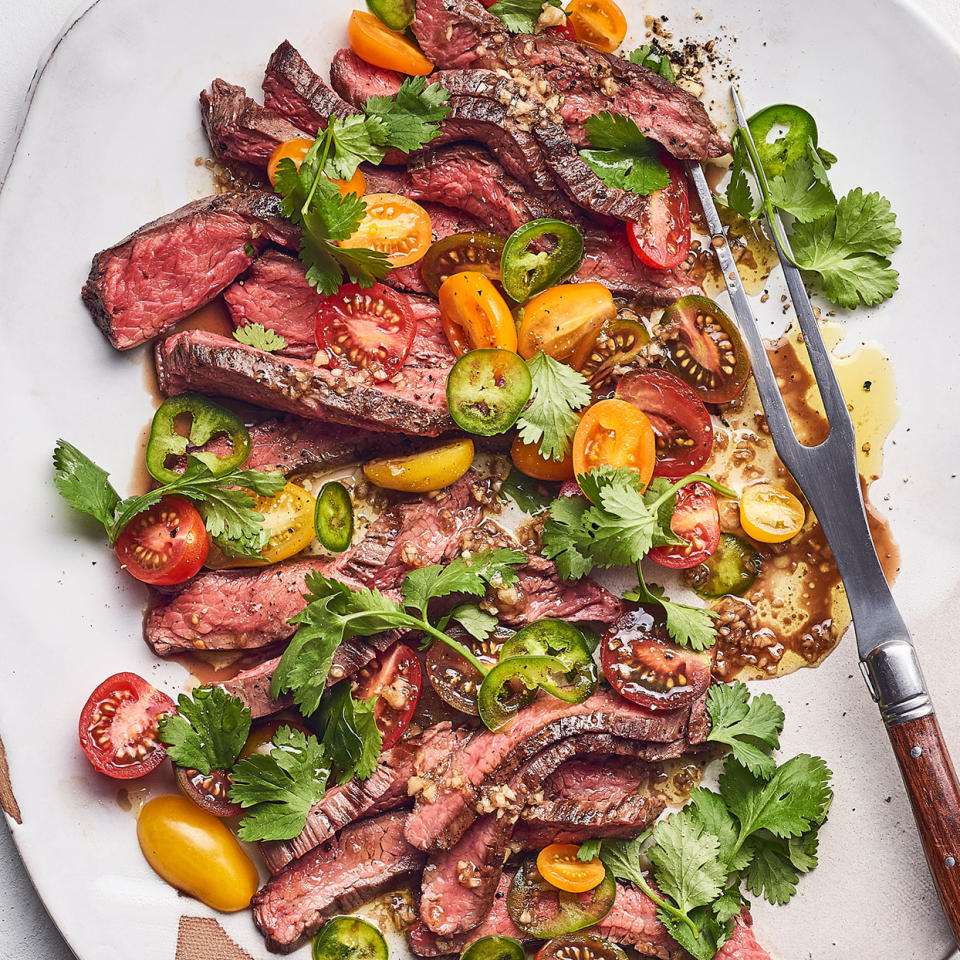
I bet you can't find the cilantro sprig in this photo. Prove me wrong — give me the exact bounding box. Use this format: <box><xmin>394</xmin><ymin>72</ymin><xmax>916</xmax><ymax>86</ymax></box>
<box><xmin>580</xmin><ymin>112</ymin><xmax>671</xmax><ymax>196</ymax></box>
<box><xmin>624</xmin><ymin>562</ymin><xmax>718</xmax><ymax>652</ymax></box>
<box><xmin>581</xmin><ymin>687</ymin><xmax>833</xmax><ymax>960</ymax></box>
<box><xmin>629</xmin><ymin>44</ymin><xmax>676</xmax><ymax>82</ymax></box>
<box><xmin>158</xmin><ymin>686</ymin><xmax>252</xmax><ymax>775</ymax></box>
<box><xmin>515</xmin><ymin>352</ymin><xmax>591</xmax><ymax>462</ymax></box>
<box><xmin>53</xmin><ymin>441</ymin><xmax>285</xmax><ymax>559</ymax></box>
<box><xmin>313</xmin><ymin>682</ymin><xmax>383</xmax><ymax>785</ymax></box>
<box><xmin>233</xmin><ymin>323</ymin><xmax>287</xmax><ymax>352</ymax></box>
<box><xmin>488</xmin><ymin>0</ymin><xmax>562</xmax><ymax>33</ymax></box>
<box><xmin>271</xmin><ymin>549</ymin><xmax>527</xmax><ymax>715</ymax></box>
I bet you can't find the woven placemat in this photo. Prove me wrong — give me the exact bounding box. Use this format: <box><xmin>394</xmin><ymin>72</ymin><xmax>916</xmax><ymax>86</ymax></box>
<box><xmin>176</xmin><ymin>916</ymin><xmax>257</xmax><ymax>960</ymax></box>
<box><xmin>0</xmin><ymin>733</ymin><xmax>21</xmax><ymax>824</ymax></box>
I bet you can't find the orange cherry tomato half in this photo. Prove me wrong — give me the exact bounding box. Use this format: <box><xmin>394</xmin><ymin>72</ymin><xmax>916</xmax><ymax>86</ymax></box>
<box><xmin>573</xmin><ymin>398</ymin><xmax>655</xmax><ymax>490</ymax></box>
<box><xmin>341</xmin><ymin>193</ymin><xmax>433</xmax><ymax>267</ymax></box>
<box><xmin>348</xmin><ymin>10</ymin><xmax>435</xmax><ymax>76</ymax></box>
<box><xmin>266</xmin><ymin>139</ymin><xmax>367</xmax><ymax>197</ymax></box>
<box><xmin>537</xmin><ymin>843</ymin><xmax>607</xmax><ymax>893</ymax></box>
<box><xmin>511</xmin><ymin>434</ymin><xmax>575</xmax><ymax>482</ymax></box>
<box><xmin>566</xmin><ymin>0</ymin><xmax>627</xmax><ymax>52</ymax></box>
<box><xmin>517</xmin><ymin>282</ymin><xmax>616</xmax><ymax>362</ymax></box>
<box><xmin>439</xmin><ymin>272</ymin><xmax>518</xmax><ymax>357</ymax></box>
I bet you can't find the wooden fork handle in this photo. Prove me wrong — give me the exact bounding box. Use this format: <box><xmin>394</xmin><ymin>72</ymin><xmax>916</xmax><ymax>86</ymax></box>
<box><xmin>888</xmin><ymin>713</ymin><xmax>960</xmax><ymax>946</ymax></box>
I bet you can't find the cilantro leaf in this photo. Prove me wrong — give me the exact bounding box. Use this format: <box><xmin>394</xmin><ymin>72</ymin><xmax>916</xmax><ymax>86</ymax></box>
<box><xmin>596</xmin><ymin>834</ymin><xmax>649</xmax><ymax>889</ymax></box>
<box><xmin>53</xmin><ymin>440</ymin><xmax>121</xmax><ymax>532</ymax></box>
<box><xmin>516</xmin><ymin>352</ymin><xmax>591</xmax><ymax>461</ymax></box>
<box><xmin>687</xmin><ymin>787</ymin><xmax>746</xmax><ymax>872</ymax></box>
<box><xmin>541</xmin><ymin>493</ymin><xmax>596</xmax><ymax>580</ymax></box>
<box><xmin>767</xmin><ymin>150</ymin><xmax>836</xmax><ymax>224</ymax></box>
<box><xmin>327</xmin><ymin>114</ymin><xmax>388</xmax><ymax>180</ymax></box>
<box><xmin>364</xmin><ymin>77</ymin><xmax>451</xmax><ymax>153</ymax></box>
<box><xmin>499</xmin><ymin>467</ymin><xmax>552</xmax><ymax>515</ymax></box>
<box><xmin>790</xmin><ymin>188</ymin><xmax>902</xmax><ymax>308</ymax></box>
<box><xmin>443</xmin><ymin>603</ymin><xmax>499</xmax><ymax>642</ymax></box>
<box><xmin>488</xmin><ymin>0</ymin><xmax>562</xmax><ymax>33</ymax></box>
<box><xmin>230</xmin><ymin>726</ymin><xmax>330</xmax><ymax>841</ymax></box>
<box><xmin>580</xmin><ymin>112</ymin><xmax>671</xmax><ymax>196</ymax></box>
<box><xmin>158</xmin><ymin>686</ymin><xmax>251</xmax><ymax>775</ymax></box>
<box><xmin>577</xmin><ymin>838</ymin><xmax>603</xmax><ymax>862</ymax></box>
<box><xmin>706</xmin><ymin>682</ymin><xmax>784</xmax><ymax>778</ymax></box>
<box><xmin>232</xmin><ymin>323</ymin><xmax>288</xmax><ymax>352</ymax></box>
<box><xmin>648</xmin><ymin>808</ymin><xmax>726</xmax><ymax>913</ymax></box>
<box><xmin>720</xmin><ymin>135</ymin><xmax>758</xmax><ymax>220</ymax></box>
<box><xmin>741</xmin><ymin>830</ymin><xmax>812</xmax><ymax>905</ymax></box>
<box><xmin>313</xmin><ymin>682</ymin><xmax>384</xmax><ymax>784</ymax></box>
<box><xmin>628</xmin><ymin>44</ymin><xmax>676</xmax><ymax>82</ymax></box>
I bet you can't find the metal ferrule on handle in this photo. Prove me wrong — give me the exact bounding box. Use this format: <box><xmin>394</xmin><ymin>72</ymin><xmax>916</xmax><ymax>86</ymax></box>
<box><xmin>861</xmin><ymin>641</ymin><xmax>934</xmax><ymax>727</ymax></box>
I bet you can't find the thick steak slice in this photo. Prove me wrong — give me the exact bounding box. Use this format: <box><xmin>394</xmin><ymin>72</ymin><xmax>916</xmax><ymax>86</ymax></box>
<box><xmin>263</xmin><ymin>40</ymin><xmax>355</xmax><ymax>136</ymax></box>
<box><xmin>223</xmin><ymin>250</ymin><xmax>453</xmax><ymax>367</ymax></box>
<box><xmin>260</xmin><ymin>739</ymin><xmax>419</xmax><ymax>874</ymax></box>
<box><xmin>252</xmin><ymin>811</ymin><xmax>425</xmax><ymax>953</ymax></box>
<box><xmin>82</xmin><ymin>191</ymin><xmax>296</xmax><ymax>351</ymax></box>
<box><xmin>145</xmin><ymin>473</ymin><xmax>482</xmax><ymax>654</ymax></box>
<box><xmin>154</xmin><ymin>329</ymin><xmax>453</xmax><ymax>436</ymax></box>
<box><xmin>714</xmin><ymin>911</ymin><xmax>772</xmax><ymax>960</ymax></box>
<box><xmin>405</xmin><ymin>687</ymin><xmax>704</xmax><ymax>852</ymax></box>
<box><xmin>410</xmin><ymin>0</ymin><xmax>729</xmax><ymax>160</ymax></box>
<box><xmin>512</xmin><ymin>792</ymin><xmax>663</xmax><ymax>847</ymax></box>
<box><xmin>540</xmin><ymin>754</ymin><xmax>650</xmax><ymax>801</ymax></box>
<box><xmin>331</xmin><ymin>48</ymin><xmax>404</xmax><ymax>104</ymax></box>
<box><xmin>200</xmin><ymin>79</ymin><xmax>308</xmax><ymax>167</ymax></box>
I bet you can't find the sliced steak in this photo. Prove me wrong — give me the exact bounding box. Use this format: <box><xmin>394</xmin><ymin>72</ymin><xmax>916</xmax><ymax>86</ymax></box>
<box><xmin>262</xmin><ymin>40</ymin><xmax>355</xmax><ymax>135</ymax></box>
<box><xmin>82</xmin><ymin>191</ymin><xmax>297</xmax><ymax>351</ymax></box>
<box><xmin>410</xmin><ymin>0</ymin><xmax>729</xmax><ymax>160</ymax></box>
<box><xmin>512</xmin><ymin>792</ymin><xmax>663</xmax><ymax>847</ymax></box>
<box><xmin>223</xmin><ymin>250</ymin><xmax>453</xmax><ymax>367</ymax></box>
<box><xmin>252</xmin><ymin>811</ymin><xmax>425</xmax><ymax>953</ymax></box>
<box><xmin>331</xmin><ymin>47</ymin><xmax>404</xmax><ymax>104</ymax></box>
<box><xmin>200</xmin><ymin>78</ymin><xmax>308</xmax><ymax>168</ymax></box>
<box><xmin>144</xmin><ymin>474</ymin><xmax>482</xmax><ymax>654</ymax></box>
<box><xmin>715</xmin><ymin>911</ymin><xmax>771</xmax><ymax>960</ymax></box>
<box><xmin>405</xmin><ymin>687</ymin><xmax>704</xmax><ymax>852</ymax></box>
<box><xmin>154</xmin><ymin>329</ymin><xmax>453</xmax><ymax>435</ymax></box>
<box><xmin>540</xmin><ymin>754</ymin><xmax>650</xmax><ymax>801</ymax></box>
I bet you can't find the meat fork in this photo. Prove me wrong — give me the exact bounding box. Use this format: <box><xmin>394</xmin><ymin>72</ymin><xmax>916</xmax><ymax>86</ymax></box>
<box><xmin>686</xmin><ymin>87</ymin><xmax>960</xmax><ymax>946</ymax></box>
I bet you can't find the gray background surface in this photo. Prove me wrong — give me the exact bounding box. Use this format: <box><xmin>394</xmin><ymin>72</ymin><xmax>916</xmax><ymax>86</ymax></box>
<box><xmin>0</xmin><ymin>0</ymin><xmax>958</xmax><ymax>957</ymax></box>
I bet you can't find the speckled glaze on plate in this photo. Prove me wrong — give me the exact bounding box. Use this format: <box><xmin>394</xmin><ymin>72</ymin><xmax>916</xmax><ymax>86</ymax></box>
<box><xmin>2</xmin><ymin>1</ymin><xmax>960</xmax><ymax>958</ymax></box>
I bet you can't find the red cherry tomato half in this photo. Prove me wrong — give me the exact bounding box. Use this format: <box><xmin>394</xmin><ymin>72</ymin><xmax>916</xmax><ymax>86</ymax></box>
<box><xmin>175</xmin><ymin>765</ymin><xmax>242</xmax><ymax>818</ymax></box>
<box><xmin>647</xmin><ymin>482</ymin><xmax>720</xmax><ymax>569</ymax></box>
<box><xmin>615</xmin><ymin>369</ymin><xmax>714</xmax><ymax>479</ymax></box>
<box><xmin>79</xmin><ymin>673</ymin><xmax>176</xmax><ymax>779</ymax></box>
<box><xmin>601</xmin><ymin>608</ymin><xmax>711</xmax><ymax>709</ymax></box>
<box><xmin>549</xmin><ymin>20</ymin><xmax>578</xmax><ymax>40</ymax></box>
<box><xmin>315</xmin><ymin>282</ymin><xmax>417</xmax><ymax>377</ymax></box>
<box><xmin>353</xmin><ymin>643</ymin><xmax>423</xmax><ymax>749</ymax></box>
<box><xmin>626</xmin><ymin>154</ymin><xmax>690</xmax><ymax>271</ymax></box>
<box><xmin>114</xmin><ymin>495</ymin><xmax>209</xmax><ymax>586</ymax></box>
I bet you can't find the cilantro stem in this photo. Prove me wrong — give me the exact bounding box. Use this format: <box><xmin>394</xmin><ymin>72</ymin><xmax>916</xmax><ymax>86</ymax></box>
<box><xmin>631</xmin><ymin>869</ymin><xmax>700</xmax><ymax>939</ymax></box>
<box><xmin>648</xmin><ymin>474</ymin><xmax>738</xmax><ymax>513</ymax></box>
<box><xmin>302</xmin><ymin>127</ymin><xmax>335</xmax><ymax>221</ymax></box>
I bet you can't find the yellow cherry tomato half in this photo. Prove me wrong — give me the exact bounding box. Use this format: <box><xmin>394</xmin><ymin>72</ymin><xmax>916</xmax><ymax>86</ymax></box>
<box><xmin>266</xmin><ymin>139</ymin><xmax>367</xmax><ymax>196</ymax></box>
<box><xmin>439</xmin><ymin>271</ymin><xmax>518</xmax><ymax>357</ymax></box>
<box><xmin>511</xmin><ymin>434</ymin><xmax>575</xmax><ymax>482</ymax></box>
<box><xmin>537</xmin><ymin>843</ymin><xmax>607</xmax><ymax>893</ymax></box>
<box><xmin>207</xmin><ymin>481</ymin><xmax>316</xmax><ymax>568</ymax></box>
<box><xmin>517</xmin><ymin>283</ymin><xmax>616</xmax><ymax>362</ymax></box>
<box><xmin>573</xmin><ymin>398</ymin><xmax>656</xmax><ymax>491</ymax></box>
<box><xmin>363</xmin><ymin>438</ymin><xmax>475</xmax><ymax>493</ymax></box>
<box><xmin>567</xmin><ymin>0</ymin><xmax>628</xmax><ymax>52</ymax></box>
<box><xmin>348</xmin><ymin>10</ymin><xmax>435</xmax><ymax>76</ymax></box>
<box><xmin>341</xmin><ymin>193</ymin><xmax>433</xmax><ymax>267</ymax></box>
<box><xmin>739</xmin><ymin>482</ymin><xmax>806</xmax><ymax>543</ymax></box>
<box><xmin>137</xmin><ymin>795</ymin><xmax>258</xmax><ymax>913</ymax></box>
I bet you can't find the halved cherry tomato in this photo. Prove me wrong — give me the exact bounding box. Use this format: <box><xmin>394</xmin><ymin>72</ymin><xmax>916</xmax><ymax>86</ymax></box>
<box><xmin>316</xmin><ymin>281</ymin><xmax>417</xmax><ymax>376</ymax></box>
<box><xmin>566</xmin><ymin>0</ymin><xmax>627</xmax><ymax>52</ymax></box>
<box><xmin>175</xmin><ymin>766</ymin><xmax>242</xmax><ymax>818</ymax></box>
<box><xmin>572</xmin><ymin>399</ymin><xmax>655</xmax><ymax>490</ymax></box>
<box><xmin>266</xmin><ymin>139</ymin><xmax>367</xmax><ymax>197</ymax></box>
<box><xmin>239</xmin><ymin>714</ymin><xmax>313</xmax><ymax>760</ymax></box>
<box><xmin>426</xmin><ymin>627</ymin><xmax>510</xmax><ymax>716</ymax></box>
<box><xmin>114</xmin><ymin>495</ymin><xmax>209</xmax><ymax>585</ymax></box>
<box><xmin>626</xmin><ymin>154</ymin><xmax>690</xmax><ymax>270</ymax></box>
<box><xmin>572</xmin><ymin>316</ymin><xmax>650</xmax><ymax>394</ymax></box>
<box><xmin>600</xmin><ymin>607</ymin><xmax>711</xmax><ymax>709</ymax></box>
<box><xmin>421</xmin><ymin>233</ymin><xmax>506</xmax><ymax>298</ymax></box>
<box><xmin>353</xmin><ymin>643</ymin><xmax>423</xmax><ymax>749</ymax></box>
<box><xmin>548</xmin><ymin>20</ymin><xmax>578</xmax><ymax>41</ymax></box>
<box><xmin>518</xmin><ymin>283</ymin><xmax>616</xmax><ymax>362</ymax></box>
<box><xmin>648</xmin><ymin>482</ymin><xmax>720</xmax><ymax>569</ymax></box>
<box><xmin>537</xmin><ymin>844</ymin><xmax>606</xmax><ymax>893</ymax></box>
<box><xmin>660</xmin><ymin>295</ymin><xmax>750</xmax><ymax>403</ymax></box>
<box><xmin>79</xmin><ymin>673</ymin><xmax>175</xmax><ymax>779</ymax></box>
<box><xmin>511</xmin><ymin>435</ymin><xmax>575</xmax><ymax>482</ymax></box>
<box><xmin>341</xmin><ymin>193</ymin><xmax>433</xmax><ymax>267</ymax></box>
<box><xmin>537</xmin><ymin>935</ymin><xmax>627</xmax><ymax>960</ymax></box>
<box><xmin>740</xmin><ymin>482</ymin><xmax>805</xmax><ymax>543</ymax></box>
<box><xmin>363</xmin><ymin>438</ymin><xmax>475</xmax><ymax>493</ymax></box>
<box><xmin>137</xmin><ymin>795</ymin><xmax>258</xmax><ymax>912</ymax></box>
<box><xmin>439</xmin><ymin>272</ymin><xmax>518</xmax><ymax>356</ymax></box>
<box><xmin>615</xmin><ymin>369</ymin><xmax>714</xmax><ymax>479</ymax></box>
<box><xmin>348</xmin><ymin>10</ymin><xmax>434</xmax><ymax>75</ymax></box>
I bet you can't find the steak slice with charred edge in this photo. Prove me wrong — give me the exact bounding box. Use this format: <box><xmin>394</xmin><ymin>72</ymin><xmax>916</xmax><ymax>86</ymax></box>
<box><xmin>144</xmin><ymin>473</ymin><xmax>482</xmax><ymax>655</ymax></box>
<box><xmin>419</xmin><ymin>734</ymin><xmax>672</xmax><ymax>935</ymax></box>
<box><xmin>200</xmin><ymin>79</ymin><xmax>308</xmax><ymax>168</ymax></box>
<box><xmin>410</xmin><ymin>0</ymin><xmax>729</xmax><ymax>160</ymax></box>
<box><xmin>154</xmin><ymin>329</ymin><xmax>454</xmax><ymax>436</ymax></box>
<box><xmin>405</xmin><ymin>687</ymin><xmax>705</xmax><ymax>852</ymax></box>
<box><xmin>331</xmin><ymin>47</ymin><xmax>404</xmax><ymax>105</ymax></box>
<box><xmin>252</xmin><ymin>811</ymin><xmax>425</xmax><ymax>953</ymax></box>
<box><xmin>81</xmin><ymin>191</ymin><xmax>297</xmax><ymax>351</ymax></box>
